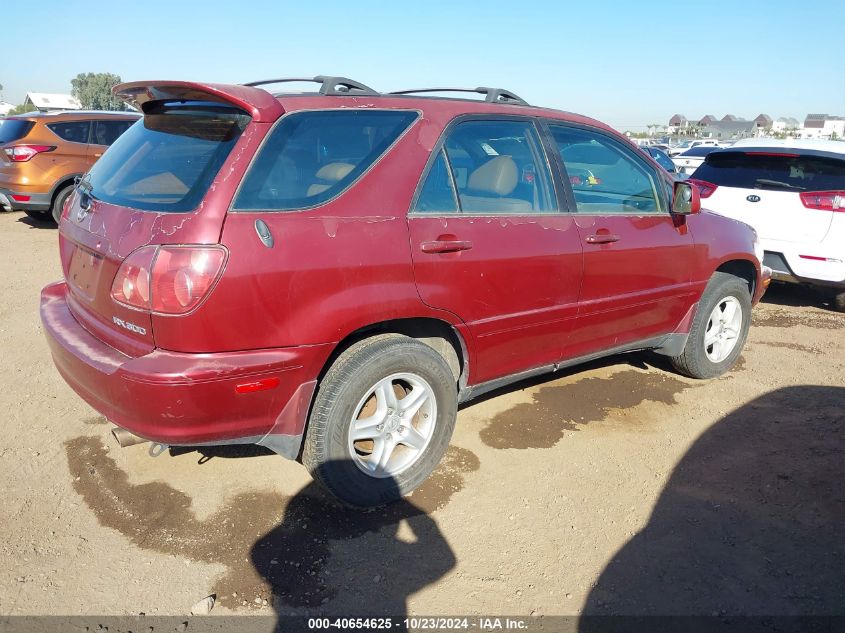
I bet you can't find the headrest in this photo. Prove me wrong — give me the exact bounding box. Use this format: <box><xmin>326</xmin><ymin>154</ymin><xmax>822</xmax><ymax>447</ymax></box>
<box><xmin>315</xmin><ymin>162</ymin><xmax>355</xmax><ymax>182</ymax></box>
<box><xmin>467</xmin><ymin>155</ymin><xmax>518</xmax><ymax>196</ymax></box>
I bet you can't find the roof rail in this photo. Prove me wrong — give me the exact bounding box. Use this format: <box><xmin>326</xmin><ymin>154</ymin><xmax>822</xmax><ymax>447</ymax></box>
<box><xmin>388</xmin><ymin>87</ymin><xmax>529</xmax><ymax>106</ymax></box>
<box><xmin>242</xmin><ymin>76</ymin><xmax>379</xmax><ymax>96</ymax></box>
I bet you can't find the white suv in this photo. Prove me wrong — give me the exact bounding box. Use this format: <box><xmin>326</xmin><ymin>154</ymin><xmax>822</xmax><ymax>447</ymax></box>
<box><xmin>689</xmin><ymin>139</ymin><xmax>845</xmax><ymax>310</ymax></box>
<box><xmin>668</xmin><ymin>139</ymin><xmax>722</xmax><ymax>157</ymax></box>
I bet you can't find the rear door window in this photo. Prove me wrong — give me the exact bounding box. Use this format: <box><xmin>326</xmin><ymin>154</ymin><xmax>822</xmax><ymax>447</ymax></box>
<box><xmin>92</xmin><ymin>119</ymin><xmax>136</xmax><ymax>146</ymax></box>
<box><xmin>693</xmin><ymin>151</ymin><xmax>845</xmax><ymax>192</ymax></box>
<box><xmin>232</xmin><ymin>110</ymin><xmax>418</xmax><ymax>211</ymax></box>
<box><xmin>413</xmin><ymin>149</ymin><xmax>459</xmax><ymax>213</ymax></box>
<box><xmin>0</xmin><ymin>119</ymin><xmax>35</xmax><ymax>144</ymax></box>
<box><xmin>84</xmin><ymin>103</ymin><xmax>250</xmax><ymax>212</ymax></box>
<box><xmin>550</xmin><ymin>125</ymin><xmax>665</xmax><ymax>215</ymax></box>
<box><xmin>47</xmin><ymin>121</ymin><xmax>91</xmax><ymax>144</ymax></box>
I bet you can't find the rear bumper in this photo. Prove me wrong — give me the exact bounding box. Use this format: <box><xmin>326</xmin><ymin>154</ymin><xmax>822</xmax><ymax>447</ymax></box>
<box><xmin>0</xmin><ymin>187</ymin><xmax>51</xmax><ymax>212</ymax></box>
<box><xmin>40</xmin><ymin>281</ymin><xmax>331</xmax><ymax>457</ymax></box>
<box><xmin>762</xmin><ymin>240</ymin><xmax>845</xmax><ymax>289</ymax></box>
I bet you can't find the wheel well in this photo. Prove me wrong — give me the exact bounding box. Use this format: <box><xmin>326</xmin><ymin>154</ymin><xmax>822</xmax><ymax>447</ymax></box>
<box><xmin>716</xmin><ymin>259</ymin><xmax>756</xmax><ymax>296</ymax></box>
<box><xmin>51</xmin><ymin>177</ymin><xmax>77</xmax><ymax>205</ymax></box>
<box><xmin>323</xmin><ymin>318</ymin><xmax>466</xmax><ymax>384</ymax></box>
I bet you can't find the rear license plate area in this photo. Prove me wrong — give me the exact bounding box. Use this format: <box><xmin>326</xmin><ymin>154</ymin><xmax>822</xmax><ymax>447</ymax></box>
<box><xmin>68</xmin><ymin>245</ymin><xmax>104</xmax><ymax>301</ymax></box>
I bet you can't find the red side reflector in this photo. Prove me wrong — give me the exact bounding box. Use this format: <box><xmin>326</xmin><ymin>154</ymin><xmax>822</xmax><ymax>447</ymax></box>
<box><xmin>799</xmin><ymin>254</ymin><xmax>831</xmax><ymax>262</ymax></box>
<box><xmin>235</xmin><ymin>377</ymin><xmax>280</xmax><ymax>394</ymax></box>
<box><xmin>10</xmin><ymin>194</ymin><xmax>31</xmax><ymax>202</ymax></box>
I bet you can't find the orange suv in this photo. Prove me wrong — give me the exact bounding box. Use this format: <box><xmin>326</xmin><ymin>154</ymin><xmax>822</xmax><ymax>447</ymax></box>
<box><xmin>0</xmin><ymin>110</ymin><xmax>139</xmax><ymax>222</ymax></box>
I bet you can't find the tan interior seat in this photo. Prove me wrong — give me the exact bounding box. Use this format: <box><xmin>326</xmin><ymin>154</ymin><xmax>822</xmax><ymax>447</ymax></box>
<box><xmin>459</xmin><ymin>155</ymin><xmax>531</xmax><ymax>212</ymax></box>
<box><xmin>307</xmin><ymin>162</ymin><xmax>355</xmax><ymax>197</ymax></box>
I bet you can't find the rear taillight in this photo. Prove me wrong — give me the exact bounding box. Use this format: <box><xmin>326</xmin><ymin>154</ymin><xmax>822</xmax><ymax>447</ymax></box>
<box><xmin>799</xmin><ymin>190</ymin><xmax>845</xmax><ymax>212</ymax></box>
<box><xmin>3</xmin><ymin>145</ymin><xmax>56</xmax><ymax>162</ymax></box>
<box><xmin>687</xmin><ymin>178</ymin><xmax>718</xmax><ymax>199</ymax></box>
<box><xmin>111</xmin><ymin>245</ymin><xmax>226</xmax><ymax>315</ymax></box>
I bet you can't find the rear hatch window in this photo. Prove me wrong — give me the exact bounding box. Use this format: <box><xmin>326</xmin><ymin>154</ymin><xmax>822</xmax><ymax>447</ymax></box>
<box><xmin>84</xmin><ymin>103</ymin><xmax>250</xmax><ymax>212</ymax></box>
<box><xmin>0</xmin><ymin>119</ymin><xmax>35</xmax><ymax>144</ymax></box>
<box><xmin>694</xmin><ymin>151</ymin><xmax>845</xmax><ymax>192</ymax></box>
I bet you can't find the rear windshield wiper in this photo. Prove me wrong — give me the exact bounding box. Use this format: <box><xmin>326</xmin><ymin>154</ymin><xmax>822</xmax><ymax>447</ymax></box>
<box><xmin>75</xmin><ymin>173</ymin><xmax>98</xmax><ymax>200</ymax></box>
<box><xmin>754</xmin><ymin>179</ymin><xmax>805</xmax><ymax>191</ymax></box>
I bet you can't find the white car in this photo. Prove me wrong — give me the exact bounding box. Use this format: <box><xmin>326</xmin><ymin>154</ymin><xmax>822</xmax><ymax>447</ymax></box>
<box><xmin>672</xmin><ymin>146</ymin><xmax>722</xmax><ymax>175</ymax></box>
<box><xmin>689</xmin><ymin>139</ymin><xmax>845</xmax><ymax>310</ymax></box>
<box><xmin>668</xmin><ymin>139</ymin><xmax>722</xmax><ymax>157</ymax></box>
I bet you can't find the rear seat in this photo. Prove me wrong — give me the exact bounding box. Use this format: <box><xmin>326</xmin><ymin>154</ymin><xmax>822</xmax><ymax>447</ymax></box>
<box><xmin>307</xmin><ymin>162</ymin><xmax>355</xmax><ymax>197</ymax></box>
<box><xmin>459</xmin><ymin>155</ymin><xmax>532</xmax><ymax>212</ymax></box>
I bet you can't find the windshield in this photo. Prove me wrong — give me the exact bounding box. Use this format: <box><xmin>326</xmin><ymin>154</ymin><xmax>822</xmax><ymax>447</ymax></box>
<box><xmin>85</xmin><ymin>103</ymin><xmax>250</xmax><ymax>212</ymax></box>
<box><xmin>693</xmin><ymin>151</ymin><xmax>845</xmax><ymax>191</ymax></box>
<box><xmin>649</xmin><ymin>148</ymin><xmax>676</xmax><ymax>171</ymax></box>
<box><xmin>0</xmin><ymin>119</ymin><xmax>35</xmax><ymax>144</ymax></box>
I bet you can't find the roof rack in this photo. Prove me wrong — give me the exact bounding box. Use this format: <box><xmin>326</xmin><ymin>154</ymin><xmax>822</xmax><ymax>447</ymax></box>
<box><xmin>388</xmin><ymin>87</ymin><xmax>529</xmax><ymax>106</ymax></box>
<box><xmin>242</xmin><ymin>75</ymin><xmax>379</xmax><ymax>97</ymax></box>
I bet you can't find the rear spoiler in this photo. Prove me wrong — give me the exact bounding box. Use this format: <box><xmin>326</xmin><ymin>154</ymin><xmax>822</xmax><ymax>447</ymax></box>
<box><xmin>112</xmin><ymin>81</ymin><xmax>284</xmax><ymax>122</ymax></box>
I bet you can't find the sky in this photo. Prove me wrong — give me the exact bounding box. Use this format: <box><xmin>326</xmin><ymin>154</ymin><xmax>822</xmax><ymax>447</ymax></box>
<box><xmin>1</xmin><ymin>0</ymin><xmax>843</xmax><ymax>132</ymax></box>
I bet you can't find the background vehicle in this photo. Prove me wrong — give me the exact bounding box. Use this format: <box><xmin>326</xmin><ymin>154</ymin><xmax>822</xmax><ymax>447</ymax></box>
<box><xmin>0</xmin><ymin>110</ymin><xmax>140</xmax><ymax>222</ymax></box>
<box><xmin>642</xmin><ymin>145</ymin><xmax>681</xmax><ymax>175</ymax></box>
<box><xmin>673</xmin><ymin>146</ymin><xmax>721</xmax><ymax>175</ymax></box>
<box><xmin>40</xmin><ymin>76</ymin><xmax>767</xmax><ymax>506</ymax></box>
<box><xmin>669</xmin><ymin>139</ymin><xmax>721</xmax><ymax>157</ymax></box>
<box><xmin>689</xmin><ymin>140</ymin><xmax>845</xmax><ymax>310</ymax></box>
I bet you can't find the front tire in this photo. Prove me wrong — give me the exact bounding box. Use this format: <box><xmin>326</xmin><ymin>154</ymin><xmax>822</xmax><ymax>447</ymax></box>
<box><xmin>670</xmin><ymin>272</ymin><xmax>752</xmax><ymax>379</ymax></box>
<box><xmin>302</xmin><ymin>334</ymin><xmax>458</xmax><ymax>507</ymax></box>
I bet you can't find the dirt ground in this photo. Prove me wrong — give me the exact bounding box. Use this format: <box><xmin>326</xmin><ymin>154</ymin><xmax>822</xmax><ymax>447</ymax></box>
<box><xmin>0</xmin><ymin>210</ymin><xmax>842</xmax><ymax>619</ymax></box>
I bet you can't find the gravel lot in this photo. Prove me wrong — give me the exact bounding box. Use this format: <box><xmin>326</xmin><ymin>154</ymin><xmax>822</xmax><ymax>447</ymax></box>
<box><xmin>0</xmin><ymin>210</ymin><xmax>842</xmax><ymax>619</ymax></box>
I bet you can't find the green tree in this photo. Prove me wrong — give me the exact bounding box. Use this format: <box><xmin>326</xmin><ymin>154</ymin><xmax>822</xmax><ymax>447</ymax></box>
<box><xmin>70</xmin><ymin>72</ymin><xmax>125</xmax><ymax>110</ymax></box>
<box><xmin>8</xmin><ymin>103</ymin><xmax>32</xmax><ymax>116</ymax></box>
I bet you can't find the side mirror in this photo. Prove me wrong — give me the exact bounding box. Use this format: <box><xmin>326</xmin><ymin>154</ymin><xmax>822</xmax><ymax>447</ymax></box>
<box><xmin>672</xmin><ymin>180</ymin><xmax>700</xmax><ymax>215</ymax></box>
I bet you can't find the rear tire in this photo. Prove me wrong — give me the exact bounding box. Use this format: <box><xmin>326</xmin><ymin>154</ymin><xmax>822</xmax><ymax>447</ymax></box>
<box><xmin>51</xmin><ymin>185</ymin><xmax>74</xmax><ymax>224</ymax></box>
<box><xmin>834</xmin><ymin>290</ymin><xmax>845</xmax><ymax>313</ymax></box>
<box><xmin>302</xmin><ymin>334</ymin><xmax>457</xmax><ymax>507</ymax></box>
<box><xmin>670</xmin><ymin>272</ymin><xmax>752</xmax><ymax>379</ymax></box>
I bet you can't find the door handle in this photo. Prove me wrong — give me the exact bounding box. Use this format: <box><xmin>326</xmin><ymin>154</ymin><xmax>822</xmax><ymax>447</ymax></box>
<box><xmin>585</xmin><ymin>233</ymin><xmax>621</xmax><ymax>244</ymax></box>
<box><xmin>420</xmin><ymin>239</ymin><xmax>474</xmax><ymax>254</ymax></box>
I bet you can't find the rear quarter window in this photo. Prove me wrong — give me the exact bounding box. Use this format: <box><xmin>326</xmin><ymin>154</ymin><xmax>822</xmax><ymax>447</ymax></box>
<box><xmin>0</xmin><ymin>119</ymin><xmax>35</xmax><ymax>144</ymax></box>
<box><xmin>694</xmin><ymin>151</ymin><xmax>845</xmax><ymax>192</ymax></box>
<box><xmin>47</xmin><ymin>121</ymin><xmax>91</xmax><ymax>144</ymax></box>
<box><xmin>232</xmin><ymin>110</ymin><xmax>418</xmax><ymax>211</ymax></box>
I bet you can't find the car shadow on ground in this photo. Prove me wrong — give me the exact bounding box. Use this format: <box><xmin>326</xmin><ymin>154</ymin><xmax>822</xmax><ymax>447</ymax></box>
<box><xmin>761</xmin><ymin>281</ymin><xmax>838</xmax><ymax>312</ymax></box>
<box><xmin>579</xmin><ymin>385</ymin><xmax>845</xmax><ymax>628</ymax></box>
<box><xmin>249</xmin><ymin>460</ymin><xmax>456</xmax><ymax>631</ymax></box>
<box><xmin>167</xmin><ymin>443</ymin><xmax>275</xmax><ymax>463</ymax></box>
<box><xmin>460</xmin><ymin>352</ymin><xmax>663</xmax><ymax>412</ymax></box>
<box><xmin>15</xmin><ymin>214</ymin><xmax>56</xmax><ymax>229</ymax></box>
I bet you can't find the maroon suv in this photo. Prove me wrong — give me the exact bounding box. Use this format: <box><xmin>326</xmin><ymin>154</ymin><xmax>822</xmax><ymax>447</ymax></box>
<box><xmin>41</xmin><ymin>77</ymin><xmax>769</xmax><ymax>506</ymax></box>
